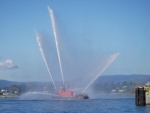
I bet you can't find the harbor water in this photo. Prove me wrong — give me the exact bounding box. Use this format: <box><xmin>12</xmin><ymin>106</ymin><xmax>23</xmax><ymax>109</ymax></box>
<box><xmin>0</xmin><ymin>96</ymin><xmax>150</xmax><ymax>113</ymax></box>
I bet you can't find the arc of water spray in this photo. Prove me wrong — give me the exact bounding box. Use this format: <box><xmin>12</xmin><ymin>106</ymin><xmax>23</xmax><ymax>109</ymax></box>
<box><xmin>82</xmin><ymin>52</ymin><xmax>120</xmax><ymax>92</ymax></box>
<box><xmin>48</xmin><ymin>6</ymin><xmax>65</xmax><ymax>84</ymax></box>
<box><xmin>35</xmin><ymin>32</ymin><xmax>57</xmax><ymax>90</ymax></box>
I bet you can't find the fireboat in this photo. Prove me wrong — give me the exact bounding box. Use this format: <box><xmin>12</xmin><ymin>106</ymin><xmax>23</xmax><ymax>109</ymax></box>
<box><xmin>57</xmin><ymin>86</ymin><xmax>89</xmax><ymax>99</ymax></box>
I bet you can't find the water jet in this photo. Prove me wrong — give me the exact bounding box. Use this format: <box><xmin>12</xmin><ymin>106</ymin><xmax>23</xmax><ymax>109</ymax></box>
<box><xmin>35</xmin><ymin>7</ymin><xmax>119</xmax><ymax>99</ymax></box>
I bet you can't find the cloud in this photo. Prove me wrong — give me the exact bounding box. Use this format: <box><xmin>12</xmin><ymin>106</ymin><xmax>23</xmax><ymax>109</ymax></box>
<box><xmin>0</xmin><ymin>60</ymin><xmax>19</xmax><ymax>69</ymax></box>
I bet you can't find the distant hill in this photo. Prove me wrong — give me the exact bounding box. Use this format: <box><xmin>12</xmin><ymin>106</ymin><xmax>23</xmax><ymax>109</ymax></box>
<box><xmin>0</xmin><ymin>74</ymin><xmax>150</xmax><ymax>88</ymax></box>
<box><xmin>96</xmin><ymin>74</ymin><xmax>150</xmax><ymax>83</ymax></box>
<box><xmin>0</xmin><ymin>80</ymin><xmax>23</xmax><ymax>88</ymax></box>
<box><xmin>0</xmin><ymin>80</ymin><xmax>49</xmax><ymax>88</ymax></box>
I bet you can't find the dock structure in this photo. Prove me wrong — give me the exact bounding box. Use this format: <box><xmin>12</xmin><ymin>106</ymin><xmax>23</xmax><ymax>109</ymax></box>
<box><xmin>135</xmin><ymin>86</ymin><xmax>150</xmax><ymax>106</ymax></box>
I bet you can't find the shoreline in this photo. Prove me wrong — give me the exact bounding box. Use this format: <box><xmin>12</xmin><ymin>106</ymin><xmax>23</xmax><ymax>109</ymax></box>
<box><xmin>0</xmin><ymin>95</ymin><xmax>18</xmax><ymax>98</ymax></box>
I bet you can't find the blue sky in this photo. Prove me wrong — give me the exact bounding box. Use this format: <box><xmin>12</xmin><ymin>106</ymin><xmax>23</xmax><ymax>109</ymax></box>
<box><xmin>0</xmin><ymin>0</ymin><xmax>150</xmax><ymax>82</ymax></box>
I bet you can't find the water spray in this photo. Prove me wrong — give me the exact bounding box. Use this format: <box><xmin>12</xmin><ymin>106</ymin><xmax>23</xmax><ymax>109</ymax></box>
<box><xmin>48</xmin><ymin>7</ymin><xmax>65</xmax><ymax>84</ymax></box>
<box><xmin>35</xmin><ymin>32</ymin><xmax>57</xmax><ymax>90</ymax></box>
<box><xmin>82</xmin><ymin>52</ymin><xmax>120</xmax><ymax>92</ymax></box>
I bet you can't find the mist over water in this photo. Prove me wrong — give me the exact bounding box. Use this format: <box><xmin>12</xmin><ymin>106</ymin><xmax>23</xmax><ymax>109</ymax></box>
<box><xmin>35</xmin><ymin>32</ymin><xmax>119</xmax><ymax>96</ymax></box>
<box><xmin>19</xmin><ymin>92</ymin><xmax>54</xmax><ymax>100</ymax></box>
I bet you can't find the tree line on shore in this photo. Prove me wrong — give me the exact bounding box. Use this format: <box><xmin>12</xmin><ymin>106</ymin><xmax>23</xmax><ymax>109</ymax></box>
<box><xmin>0</xmin><ymin>80</ymin><xmax>146</xmax><ymax>96</ymax></box>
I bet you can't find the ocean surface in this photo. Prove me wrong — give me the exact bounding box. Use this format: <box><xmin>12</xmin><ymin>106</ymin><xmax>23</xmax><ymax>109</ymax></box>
<box><xmin>0</xmin><ymin>96</ymin><xmax>150</xmax><ymax>113</ymax></box>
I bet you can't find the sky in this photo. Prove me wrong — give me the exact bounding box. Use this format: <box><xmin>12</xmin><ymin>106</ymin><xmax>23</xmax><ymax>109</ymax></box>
<box><xmin>0</xmin><ymin>0</ymin><xmax>150</xmax><ymax>82</ymax></box>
